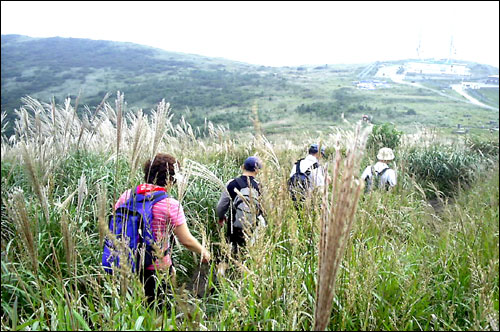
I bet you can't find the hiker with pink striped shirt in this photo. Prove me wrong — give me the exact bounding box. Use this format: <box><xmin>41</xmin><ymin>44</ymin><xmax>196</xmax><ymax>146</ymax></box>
<box><xmin>114</xmin><ymin>153</ymin><xmax>210</xmax><ymax>305</ymax></box>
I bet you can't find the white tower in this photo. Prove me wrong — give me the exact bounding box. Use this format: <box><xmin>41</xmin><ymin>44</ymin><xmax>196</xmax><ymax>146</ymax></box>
<box><xmin>447</xmin><ymin>36</ymin><xmax>456</xmax><ymax>64</ymax></box>
<box><xmin>416</xmin><ymin>35</ymin><xmax>422</xmax><ymax>61</ymax></box>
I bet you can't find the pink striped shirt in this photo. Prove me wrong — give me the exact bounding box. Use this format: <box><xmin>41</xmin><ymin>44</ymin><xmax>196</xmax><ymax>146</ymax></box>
<box><xmin>115</xmin><ymin>184</ymin><xmax>185</xmax><ymax>270</ymax></box>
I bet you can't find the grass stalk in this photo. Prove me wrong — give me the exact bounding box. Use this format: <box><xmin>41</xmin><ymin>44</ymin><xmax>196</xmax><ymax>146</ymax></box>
<box><xmin>314</xmin><ymin>125</ymin><xmax>366</xmax><ymax>331</ymax></box>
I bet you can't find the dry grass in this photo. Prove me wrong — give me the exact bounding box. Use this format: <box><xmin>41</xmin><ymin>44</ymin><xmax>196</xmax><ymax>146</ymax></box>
<box><xmin>5</xmin><ymin>188</ymin><xmax>39</xmax><ymax>275</ymax></box>
<box><xmin>150</xmin><ymin>99</ymin><xmax>171</xmax><ymax>161</ymax></box>
<box><xmin>128</xmin><ymin>109</ymin><xmax>147</xmax><ymax>181</ymax></box>
<box><xmin>60</xmin><ymin>211</ymin><xmax>75</xmax><ymax>276</ymax></box>
<box><xmin>115</xmin><ymin>91</ymin><xmax>124</xmax><ymax>156</ymax></box>
<box><xmin>2</xmin><ymin>93</ymin><xmax>497</xmax><ymax>331</ymax></box>
<box><xmin>314</xmin><ymin>124</ymin><xmax>368</xmax><ymax>331</ymax></box>
<box><xmin>20</xmin><ymin>142</ymin><xmax>50</xmax><ymax>224</ymax></box>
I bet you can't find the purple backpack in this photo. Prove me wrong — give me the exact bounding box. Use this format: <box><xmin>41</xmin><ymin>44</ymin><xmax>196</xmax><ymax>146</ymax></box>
<box><xmin>102</xmin><ymin>187</ymin><xmax>167</xmax><ymax>274</ymax></box>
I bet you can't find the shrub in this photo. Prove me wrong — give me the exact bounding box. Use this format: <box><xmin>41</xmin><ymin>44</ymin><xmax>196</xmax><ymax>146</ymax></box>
<box><xmin>465</xmin><ymin>136</ymin><xmax>499</xmax><ymax>158</ymax></box>
<box><xmin>366</xmin><ymin>123</ymin><xmax>402</xmax><ymax>152</ymax></box>
<box><xmin>403</xmin><ymin>144</ymin><xmax>484</xmax><ymax>198</ymax></box>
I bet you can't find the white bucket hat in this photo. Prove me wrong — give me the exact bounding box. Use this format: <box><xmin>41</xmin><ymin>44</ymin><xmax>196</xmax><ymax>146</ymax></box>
<box><xmin>377</xmin><ymin>147</ymin><xmax>395</xmax><ymax>161</ymax></box>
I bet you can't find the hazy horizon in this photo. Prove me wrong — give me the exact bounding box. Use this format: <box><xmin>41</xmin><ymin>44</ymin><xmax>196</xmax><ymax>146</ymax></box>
<box><xmin>2</xmin><ymin>1</ymin><xmax>499</xmax><ymax>68</ymax></box>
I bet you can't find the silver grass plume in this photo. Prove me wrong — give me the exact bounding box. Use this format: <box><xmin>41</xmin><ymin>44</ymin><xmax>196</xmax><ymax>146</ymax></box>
<box><xmin>60</xmin><ymin>211</ymin><xmax>75</xmax><ymax>277</ymax></box>
<box><xmin>115</xmin><ymin>91</ymin><xmax>125</xmax><ymax>156</ymax></box>
<box><xmin>6</xmin><ymin>188</ymin><xmax>39</xmax><ymax>274</ymax></box>
<box><xmin>20</xmin><ymin>142</ymin><xmax>50</xmax><ymax>224</ymax></box>
<box><xmin>150</xmin><ymin>99</ymin><xmax>171</xmax><ymax>160</ymax></box>
<box><xmin>313</xmin><ymin>123</ymin><xmax>369</xmax><ymax>331</ymax></box>
<box><xmin>96</xmin><ymin>182</ymin><xmax>108</xmax><ymax>247</ymax></box>
<box><xmin>128</xmin><ymin>109</ymin><xmax>146</xmax><ymax>180</ymax></box>
<box><xmin>77</xmin><ymin>174</ymin><xmax>88</xmax><ymax>216</ymax></box>
<box><xmin>178</xmin><ymin>159</ymin><xmax>227</xmax><ymax>202</ymax></box>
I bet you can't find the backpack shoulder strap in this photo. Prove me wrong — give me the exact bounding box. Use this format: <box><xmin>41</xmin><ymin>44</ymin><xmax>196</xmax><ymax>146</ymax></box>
<box><xmin>378</xmin><ymin>167</ymin><xmax>391</xmax><ymax>190</ymax></box>
<box><xmin>305</xmin><ymin>161</ymin><xmax>318</xmax><ymax>176</ymax></box>
<box><xmin>148</xmin><ymin>191</ymin><xmax>168</xmax><ymax>204</ymax></box>
<box><xmin>233</xmin><ymin>176</ymin><xmax>259</xmax><ymax>210</ymax></box>
<box><xmin>233</xmin><ymin>177</ymin><xmax>248</xmax><ymax>207</ymax></box>
<box><xmin>378</xmin><ymin>167</ymin><xmax>390</xmax><ymax>176</ymax></box>
<box><xmin>295</xmin><ymin>158</ymin><xmax>304</xmax><ymax>174</ymax></box>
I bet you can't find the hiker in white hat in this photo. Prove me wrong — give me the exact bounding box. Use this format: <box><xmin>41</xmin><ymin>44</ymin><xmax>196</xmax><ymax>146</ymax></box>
<box><xmin>361</xmin><ymin>147</ymin><xmax>397</xmax><ymax>193</ymax></box>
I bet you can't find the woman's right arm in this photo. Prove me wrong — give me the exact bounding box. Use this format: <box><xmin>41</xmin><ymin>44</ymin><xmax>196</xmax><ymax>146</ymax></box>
<box><xmin>173</xmin><ymin>223</ymin><xmax>210</xmax><ymax>263</ymax></box>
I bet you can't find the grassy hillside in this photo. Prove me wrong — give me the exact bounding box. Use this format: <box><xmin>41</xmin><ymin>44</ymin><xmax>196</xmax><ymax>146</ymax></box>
<box><xmin>1</xmin><ymin>95</ymin><xmax>498</xmax><ymax>330</ymax></box>
<box><xmin>1</xmin><ymin>34</ymin><xmax>499</xmax><ymax>139</ymax></box>
<box><xmin>467</xmin><ymin>87</ymin><xmax>500</xmax><ymax>109</ymax></box>
<box><xmin>1</xmin><ymin>34</ymin><xmax>291</xmax><ymax>133</ymax></box>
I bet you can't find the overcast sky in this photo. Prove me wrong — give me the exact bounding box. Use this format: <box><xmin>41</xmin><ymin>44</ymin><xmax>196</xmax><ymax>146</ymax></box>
<box><xmin>1</xmin><ymin>1</ymin><xmax>499</xmax><ymax>68</ymax></box>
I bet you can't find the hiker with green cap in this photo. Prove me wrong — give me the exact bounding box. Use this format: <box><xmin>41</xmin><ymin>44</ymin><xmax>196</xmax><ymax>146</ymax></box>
<box><xmin>361</xmin><ymin>147</ymin><xmax>397</xmax><ymax>193</ymax></box>
<box><xmin>216</xmin><ymin>156</ymin><xmax>265</xmax><ymax>255</ymax></box>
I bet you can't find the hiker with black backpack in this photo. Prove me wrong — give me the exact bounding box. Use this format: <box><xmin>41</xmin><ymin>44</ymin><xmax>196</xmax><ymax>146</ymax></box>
<box><xmin>216</xmin><ymin>156</ymin><xmax>265</xmax><ymax>256</ymax></box>
<box><xmin>102</xmin><ymin>153</ymin><xmax>210</xmax><ymax>306</ymax></box>
<box><xmin>288</xmin><ymin>143</ymin><xmax>327</xmax><ymax>206</ymax></box>
<box><xmin>361</xmin><ymin>147</ymin><xmax>397</xmax><ymax>193</ymax></box>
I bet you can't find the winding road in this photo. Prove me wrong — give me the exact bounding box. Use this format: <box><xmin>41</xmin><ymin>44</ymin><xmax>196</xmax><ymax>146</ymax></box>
<box><xmin>450</xmin><ymin>84</ymin><xmax>498</xmax><ymax>110</ymax></box>
<box><xmin>375</xmin><ymin>65</ymin><xmax>498</xmax><ymax>111</ymax></box>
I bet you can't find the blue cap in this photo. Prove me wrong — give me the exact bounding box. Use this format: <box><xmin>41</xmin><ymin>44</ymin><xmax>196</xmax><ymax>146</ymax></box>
<box><xmin>243</xmin><ymin>156</ymin><xmax>262</xmax><ymax>172</ymax></box>
<box><xmin>309</xmin><ymin>144</ymin><xmax>326</xmax><ymax>156</ymax></box>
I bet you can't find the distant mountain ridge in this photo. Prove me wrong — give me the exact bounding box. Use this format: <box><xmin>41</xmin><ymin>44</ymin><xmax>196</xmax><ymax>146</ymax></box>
<box><xmin>1</xmin><ymin>34</ymin><xmax>268</xmax><ymax>109</ymax></box>
<box><xmin>2</xmin><ymin>35</ymin><xmax>305</xmax><ymax>135</ymax></box>
<box><xmin>1</xmin><ymin>34</ymin><xmax>498</xmax><ymax>137</ymax></box>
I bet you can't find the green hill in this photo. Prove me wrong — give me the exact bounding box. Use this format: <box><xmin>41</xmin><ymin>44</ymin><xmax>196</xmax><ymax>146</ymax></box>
<box><xmin>1</xmin><ymin>34</ymin><xmax>288</xmax><ymax>132</ymax></box>
<box><xmin>1</xmin><ymin>34</ymin><xmax>498</xmax><ymax>137</ymax></box>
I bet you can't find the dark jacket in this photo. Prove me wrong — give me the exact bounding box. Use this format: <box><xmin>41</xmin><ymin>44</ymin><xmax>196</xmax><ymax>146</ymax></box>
<box><xmin>216</xmin><ymin>175</ymin><xmax>261</xmax><ymax>223</ymax></box>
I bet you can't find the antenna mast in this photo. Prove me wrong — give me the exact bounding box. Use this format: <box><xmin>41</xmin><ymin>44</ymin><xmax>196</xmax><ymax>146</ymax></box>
<box><xmin>447</xmin><ymin>36</ymin><xmax>456</xmax><ymax>64</ymax></box>
<box><xmin>416</xmin><ymin>35</ymin><xmax>422</xmax><ymax>60</ymax></box>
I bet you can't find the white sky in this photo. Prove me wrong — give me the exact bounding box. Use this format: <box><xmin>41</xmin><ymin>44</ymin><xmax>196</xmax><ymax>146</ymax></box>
<box><xmin>1</xmin><ymin>1</ymin><xmax>499</xmax><ymax>68</ymax></box>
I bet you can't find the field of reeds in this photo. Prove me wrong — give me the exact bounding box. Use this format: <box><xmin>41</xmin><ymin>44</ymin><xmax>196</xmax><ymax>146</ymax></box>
<box><xmin>1</xmin><ymin>93</ymin><xmax>498</xmax><ymax>331</ymax></box>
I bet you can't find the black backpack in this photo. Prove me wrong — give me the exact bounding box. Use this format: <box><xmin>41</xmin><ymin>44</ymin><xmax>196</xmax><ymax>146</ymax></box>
<box><xmin>288</xmin><ymin>158</ymin><xmax>319</xmax><ymax>202</ymax></box>
<box><xmin>364</xmin><ymin>166</ymin><xmax>390</xmax><ymax>193</ymax></box>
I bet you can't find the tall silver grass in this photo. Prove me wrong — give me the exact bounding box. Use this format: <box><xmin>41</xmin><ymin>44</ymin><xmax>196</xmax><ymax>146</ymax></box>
<box><xmin>251</xmin><ymin>103</ymin><xmax>263</xmax><ymax>137</ymax></box>
<box><xmin>150</xmin><ymin>99</ymin><xmax>171</xmax><ymax>160</ymax></box>
<box><xmin>96</xmin><ymin>183</ymin><xmax>108</xmax><ymax>247</ymax></box>
<box><xmin>20</xmin><ymin>142</ymin><xmax>50</xmax><ymax>224</ymax></box>
<box><xmin>314</xmin><ymin>124</ymin><xmax>368</xmax><ymax>331</ymax></box>
<box><xmin>1</xmin><ymin>111</ymin><xmax>9</xmax><ymax>160</ymax></box>
<box><xmin>128</xmin><ymin>109</ymin><xmax>146</xmax><ymax>180</ymax></box>
<box><xmin>5</xmin><ymin>93</ymin><xmax>236</xmax><ymax>161</ymax></box>
<box><xmin>62</xmin><ymin>95</ymin><xmax>80</xmax><ymax>156</ymax></box>
<box><xmin>6</xmin><ymin>188</ymin><xmax>39</xmax><ymax>275</ymax></box>
<box><xmin>77</xmin><ymin>174</ymin><xmax>88</xmax><ymax>216</ymax></box>
<box><xmin>177</xmin><ymin>159</ymin><xmax>227</xmax><ymax>203</ymax></box>
<box><xmin>60</xmin><ymin>211</ymin><xmax>75</xmax><ymax>277</ymax></box>
<box><xmin>258</xmin><ymin>135</ymin><xmax>281</xmax><ymax>171</ymax></box>
<box><xmin>115</xmin><ymin>91</ymin><xmax>125</xmax><ymax>156</ymax></box>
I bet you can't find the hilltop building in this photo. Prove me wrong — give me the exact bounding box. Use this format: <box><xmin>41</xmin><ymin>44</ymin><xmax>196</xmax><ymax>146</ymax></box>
<box><xmin>404</xmin><ymin>62</ymin><xmax>471</xmax><ymax>77</ymax></box>
<box><xmin>354</xmin><ymin>80</ymin><xmax>391</xmax><ymax>90</ymax></box>
<box><xmin>461</xmin><ymin>82</ymin><xmax>480</xmax><ymax>89</ymax></box>
<box><xmin>486</xmin><ymin>75</ymin><xmax>499</xmax><ymax>85</ymax></box>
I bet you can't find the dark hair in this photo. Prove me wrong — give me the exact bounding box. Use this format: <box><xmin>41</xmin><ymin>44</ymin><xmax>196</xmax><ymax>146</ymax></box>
<box><xmin>143</xmin><ymin>153</ymin><xmax>180</xmax><ymax>186</ymax></box>
<box><xmin>309</xmin><ymin>143</ymin><xmax>326</xmax><ymax>156</ymax></box>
